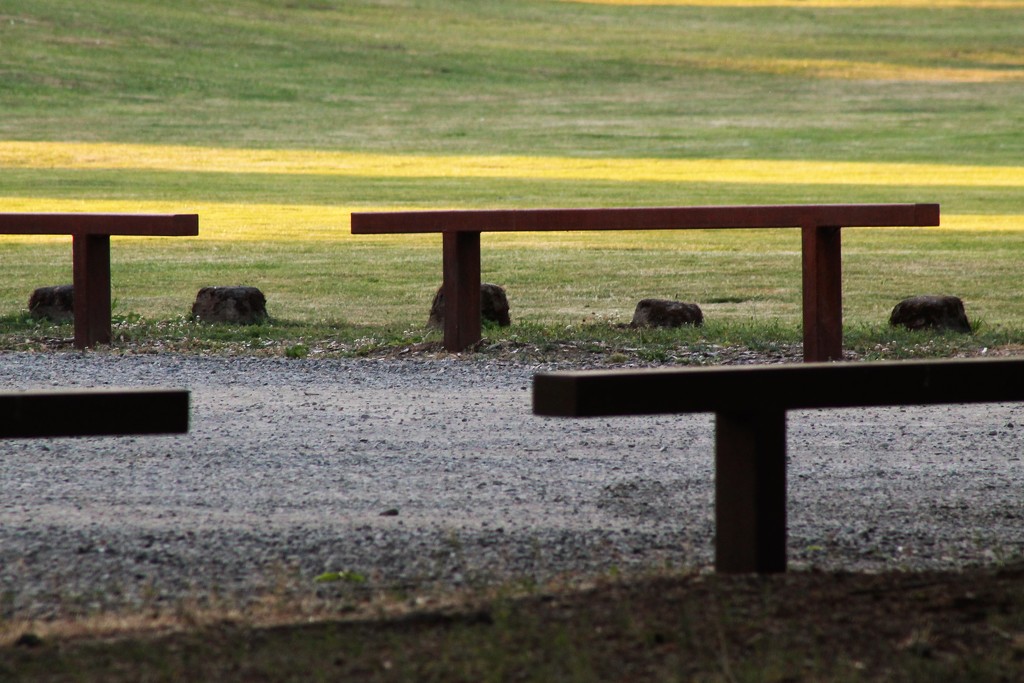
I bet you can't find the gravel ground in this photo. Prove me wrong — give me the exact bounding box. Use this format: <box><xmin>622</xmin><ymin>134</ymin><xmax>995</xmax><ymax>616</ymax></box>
<box><xmin>1</xmin><ymin>351</ymin><xmax>1022</xmax><ymax>620</ymax></box>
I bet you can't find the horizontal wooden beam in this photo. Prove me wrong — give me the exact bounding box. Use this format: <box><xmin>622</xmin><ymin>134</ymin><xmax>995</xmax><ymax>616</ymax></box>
<box><xmin>533</xmin><ymin>357</ymin><xmax>1024</xmax><ymax>417</ymax></box>
<box><xmin>352</xmin><ymin>204</ymin><xmax>939</xmax><ymax>234</ymax></box>
<box><xmin>0</xmin><ymin>213</ymin><xmax>199</xmax><ymax>237</ymax></box>
<box><xmin>1</xmin><ymin>388</ymin><xmax>189</xmax><ymax>438</ymax></box>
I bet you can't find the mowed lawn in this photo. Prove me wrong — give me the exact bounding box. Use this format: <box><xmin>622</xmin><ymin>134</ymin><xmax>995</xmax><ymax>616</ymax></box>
<box><xmin>4</xmin><ymin>5</ymin><xmax>1024</xmax><ymax>680</ymax></box>
<box><xmin>1</xmin><ymin>0</ymin><xmax>1023</xmax><ymax>336</ymax></box>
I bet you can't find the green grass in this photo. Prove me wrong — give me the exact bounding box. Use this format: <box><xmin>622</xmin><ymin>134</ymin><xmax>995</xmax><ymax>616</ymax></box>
<box><xmin>2</xmin><ymin>1</ymin><xmax>1023</xmax><ymax>352</ymax></box>
<box><xmin>0</xmin><ymin>226</ymin><xmax>1021</xmax><ymax>355</ymax></box>
<box><xmin>5</xmin><ymin>0</ymin><xmax>1024</xmax><ymax>163</ymax></box>
<box><xmin>3</xmin><ymin>2</ymin><xmax>1024</xmax><ymax>675</ymax></box>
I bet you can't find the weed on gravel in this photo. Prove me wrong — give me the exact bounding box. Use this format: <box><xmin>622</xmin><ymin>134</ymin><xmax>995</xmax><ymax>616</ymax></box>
<box><xmin>2</xmin><ymin>314</ymin><xmax>1022</xmax><ymax>365</ymax></box>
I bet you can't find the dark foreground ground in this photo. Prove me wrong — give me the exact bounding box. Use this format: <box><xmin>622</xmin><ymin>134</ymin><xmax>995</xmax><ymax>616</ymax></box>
<box><xmin>4</xmin><ymin>561</ymin><xmax>1023</xmax><ymax>682</ymax></box>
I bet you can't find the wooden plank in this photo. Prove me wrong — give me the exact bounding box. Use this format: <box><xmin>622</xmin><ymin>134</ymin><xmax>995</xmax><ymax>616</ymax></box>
<box><xmin>0</xmin><ymin>213</ymin><xmax>199</xmax><ymax>236</ymax></box>
<box><xmin>0</xmin><ymin>389</ymin><xmax>189</xmax><ymax>438</ymax></box>
<box><xmin>353</xmin><ymin>203</ymin><xmax>941</xmax><ymax>358</ymax></box>
<box><xmin>2</xmin><ymin>212</ymin><xmax>198</xmax><ymax>347</ymax></box>
<box><xmin>535</xmin><ymin>357</ymin><xmax>1024</xmax><ymax>574</ymax></box>
<box><xmin>352</xmin><ymin>204</ymin><xmax>939</xmax><ymax>234</ymax></box>
<box><xmin>533</xmin><ymin>357</ymin><xmax>1024</xmax><ymax>416</ymax></box>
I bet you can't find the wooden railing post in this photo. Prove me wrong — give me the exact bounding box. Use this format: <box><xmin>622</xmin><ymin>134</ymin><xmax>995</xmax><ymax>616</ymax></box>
<box><xmin>442</xmin><ymin>231</ymin><xmax>481</xmax><ymax>352</ymax></box>
<box><xmin>72</xmin><ymin>233</ymin><xmax>112</xmax><ymax>349</ymax></box>
<box><xmin>801</xmin><ymin>224</ymin><xmax>843</xmax><ymax>362</ymax></box>
<box><xmin>714</xmin><ymin>409</ymin><xmax>788</xmax><ymax>573</ymax></box>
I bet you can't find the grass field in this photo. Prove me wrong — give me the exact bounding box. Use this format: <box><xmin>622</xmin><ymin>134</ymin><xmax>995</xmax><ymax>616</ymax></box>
<box><xmin>3</xmin><ymin>2</ymin><xmax>1024</xmax><ymax>678</ymax></box>
<box><xmin>1</xmin><ymin>0</ymin><xmax>1023</xmax><ymax>353</ymax></box>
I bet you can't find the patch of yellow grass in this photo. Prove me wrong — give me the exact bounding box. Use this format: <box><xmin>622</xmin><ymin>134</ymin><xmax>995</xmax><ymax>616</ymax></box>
<box><xmin>938</xmin><ymin>214</ymin><xmax>1024</xmax><ymax>231</ymax></box>
<box><xmin>705</xmin><ymin>56</ymin><xmax>1024</xmax><ymax>83</ymax></box>
<box><xmin>2</xmin><ymin>196</ymin><xmax>1022</xmax><ymax>242</ymax></box>
<box><xmin>4</xmin><ymin>141</ymin><xmax>1024</xmax><ymax>187</ymax></box>
<box><xmin>0</xmin><ymin>197</ymin><xmax>405</xmax><ymax>241</ymax></box>
<box><xmin>565</xmin><ymin>1</ymin><xmax>1024</xmax><ymax>8</ymax></box>
<box><xmin>4</xmin><ymin>142</ymin><xmax>1023</xmax><ymax>241</ymax></box>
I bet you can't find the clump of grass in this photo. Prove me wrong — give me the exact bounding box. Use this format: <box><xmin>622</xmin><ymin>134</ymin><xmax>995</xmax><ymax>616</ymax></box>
<box><xmin>284</xmin><ymin>343</ymin><xmax>309</xmax><ymax>359</ymax></box>
<box><xmin>3</xmin><ymin>313</ymin><xmax>1018</xmax><ymax>363</ymax></box>
<box><xmin>843</xmin><ymin>320</ymin><xmax>1023</xmax><ymax>360</ymax></box>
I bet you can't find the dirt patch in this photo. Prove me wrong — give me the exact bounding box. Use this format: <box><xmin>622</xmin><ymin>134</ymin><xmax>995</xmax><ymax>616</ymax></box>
<box><xmin>5</xmin><ymin>563</ymin><xmax>1023</xmax><ymax>681</ymax></box>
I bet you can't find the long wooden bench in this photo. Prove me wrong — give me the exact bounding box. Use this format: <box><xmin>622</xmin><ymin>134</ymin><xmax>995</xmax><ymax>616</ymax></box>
<box><xmin>351</xmin><ymin>204</ymin><xmax>940</xmax><ymax>362</ymax></box>
<box><xmin>533</xmin><ymin>357</ymin><xmax>1024</xmax><ymax>574</ymax></box>
<box><xmin>0</xmin><ymin>213</ymin><xmax>199</xmax><ymax>348</ymax></box>
<box><xmin>1</xmin><ymin>388</ymin><xmax>189</xmax><ymax>438</ymax></box>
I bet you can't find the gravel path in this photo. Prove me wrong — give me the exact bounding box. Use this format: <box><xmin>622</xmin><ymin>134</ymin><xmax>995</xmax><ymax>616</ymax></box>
<box><xmin>2</xmin><ymin>351</ymin><xmax>1022</xmax><ymax>619</ymax></box>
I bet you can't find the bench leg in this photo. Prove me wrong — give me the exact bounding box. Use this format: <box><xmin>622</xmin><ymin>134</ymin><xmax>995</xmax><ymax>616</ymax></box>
<box><xmin>714</xmin><ymin>409</ymin><xmax>787</xmax><ymax>573</ymax></box>
<box><xmin>72</xmin><ymin>233</ymin><xmax>112</xmax><ymax>349</ymax></box>
<box><xmin>801</xmin><ymin>224</ymin><xmax>843</xmax><ymax>362</ymax></box>
<box><xmin>442</xmin><ymin>231</ymin><xmax>481</xmax><ymax>352</ymax></box>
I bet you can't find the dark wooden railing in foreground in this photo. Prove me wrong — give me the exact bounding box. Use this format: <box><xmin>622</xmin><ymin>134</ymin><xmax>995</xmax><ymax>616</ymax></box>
<box><xmin>533</xmin><ymin>357</ymin><xmax>1024</xmax><ymax>573</ymax></box>
<box><xmin>0</xmin><ymin>213</ymin><xmax>199</xmax><ymax>348</ymax></box>
<box><xmin>1</xmin><ymin>388</ymin><xmax>189</xmax><ymax>438</ymax></box>
<box><xmin>352</xmin><ymin>203</ymin><xmax>940</xmax><ymax>361</ymax></box>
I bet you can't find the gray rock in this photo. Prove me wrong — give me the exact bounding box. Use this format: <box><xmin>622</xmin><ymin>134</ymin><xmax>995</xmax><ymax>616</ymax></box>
<box><xmin>192</xmin><ymin>286</ymin><xmax>268</xmax><ymax>324</ymax></box>
<box><xmin>427</xmin><ymin>283</ymin><xmax>511</xmax><ymax>328</ymax></box>
<box><xmin>889</xmin><ymin>295</ymin><xmax>971</xmax><ymax>334</ymax></box>
<box><xmin>28</xmin><ymin>285</ymin><xmax>74</xmax><ymax>322</ymax></box>
<box><xmin>630</xmin><ymin>299</ymin><xmax>703</xmax><ymax>328</ymax></box>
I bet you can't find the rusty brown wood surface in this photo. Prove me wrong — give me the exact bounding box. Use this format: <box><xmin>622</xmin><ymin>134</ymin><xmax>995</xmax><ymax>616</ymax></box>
<box><xmin>0</xmin><ymin>213</ymin><xmax>199</xmax><ymax>236</ymax></box>
<box><xmin>351</xmin><ymin>203</ymin><xmax>939</xmax><ymax>234</ymax></box>
<box><xmin>532</xmin><ymin>357</ymin><xmax>1024</xmax><ymax>417</ymax></box>
<box><xmin>72</xmin><ymin>234</ymin><xmax>112</xmax><ymax>347</ymax></box>
<box><xmin>351</xmin><ymin>203</ymin><xmax>940</xmax><ymax>358</ymax></box>
<box><xmin>801</xmin><ymin>224</ymin><xmax>844</xmax><ymax>361</ymax></box>
<box><xmin>715</xmin><ymin>408</ymin><xmax>788</xmax><ymax>573</ymax></box>
<box><xmin>1</xmin><ymin>212</ymin><xmax>199</xmax><ymax>348</ymax></box>
<box><xmin>443</xmin><ymin>231</ymin><xmax>481</xmax><ymax>352</ymax></box>
<box><xmin>1</xmin><ymin>388</ymin><xmax>189</xmax><ymax>439</ymax></box>
<box><xmin>533</xmin><ymin>357</ymin><xmax>1024</xmax><ymax>573</ymax></box>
